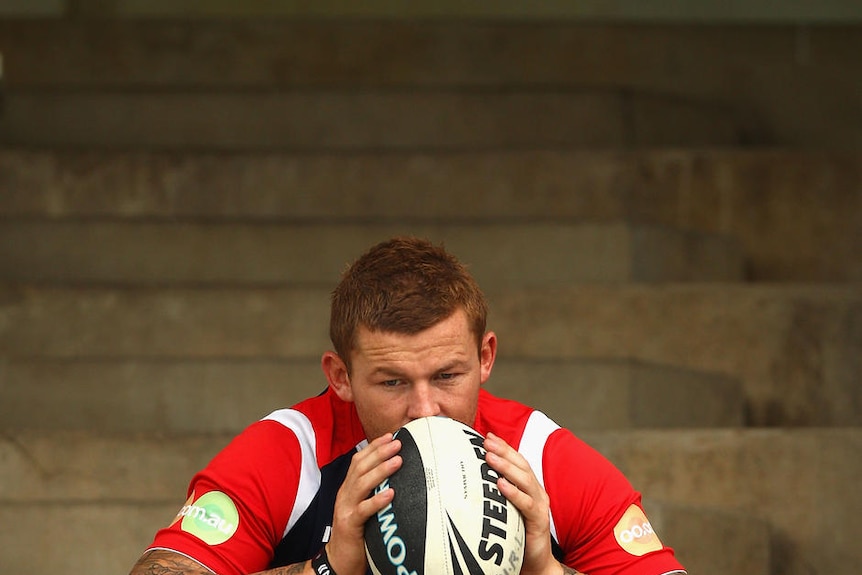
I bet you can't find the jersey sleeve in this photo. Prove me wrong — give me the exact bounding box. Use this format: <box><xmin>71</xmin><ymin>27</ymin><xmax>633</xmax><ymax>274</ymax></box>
<box><xmin>543</xmin><ymin>428</ymin><xmax>686</xmax><ymax>575</ymax></box>
<box><xmin>147</xmin><ymin>419</ymin><xmax>305</xmax><ymax>575</ymax></box>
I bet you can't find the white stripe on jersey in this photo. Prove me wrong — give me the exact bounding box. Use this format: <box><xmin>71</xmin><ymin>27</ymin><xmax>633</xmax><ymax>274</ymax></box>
<box><xmin>517</xmin><ymin>410</ymin><xmax>561</xmax><ymax>542</ymax></box>
<box><xmin>263</xmin><ymin>409</ymin><xmax>321</xmax><ymax>538</ymax></box>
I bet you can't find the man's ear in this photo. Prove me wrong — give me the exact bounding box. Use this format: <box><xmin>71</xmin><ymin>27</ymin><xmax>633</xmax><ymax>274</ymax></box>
<box><xmin>479</xmin><ymin>331</ymin><xmax>497</xmax><ymax>385</ymax></box>
<box><xmin>322</xmin><ymin>351</ymin><xmax>353</xmax><ymax>402</ymax></box>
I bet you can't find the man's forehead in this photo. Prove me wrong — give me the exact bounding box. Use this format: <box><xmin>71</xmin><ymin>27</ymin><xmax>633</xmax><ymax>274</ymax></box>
<box><xmin>351</xmin><ymin>320</ymin><xmax>475</xmax><ymax>366</ymax></box>
<box><xmin>354</xmin><ymin>308</ymin><xmax>473</xmax><ymax>339</ymax></box>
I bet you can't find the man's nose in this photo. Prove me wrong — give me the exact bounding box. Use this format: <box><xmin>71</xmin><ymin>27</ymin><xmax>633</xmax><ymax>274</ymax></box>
<box><xmin>407</xmin><ymin>382</ymin><xmax>440</xmax><ymax>419</ymax></box>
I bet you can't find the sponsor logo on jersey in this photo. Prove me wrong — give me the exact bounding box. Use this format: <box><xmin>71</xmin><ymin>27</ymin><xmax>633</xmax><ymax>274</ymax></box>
<box><xmin>174</xmin><ymin>490</ymin><xmax>240</xmax><ymax>546</ymax></box>
<box><xmin>613</xmin><ymin>504</ymin><xmax>663</xmax><ymax>556</ymax></box>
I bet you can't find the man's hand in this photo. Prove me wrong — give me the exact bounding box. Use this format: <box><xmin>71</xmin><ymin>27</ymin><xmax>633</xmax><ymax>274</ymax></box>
<box><xmin>326</xmin><ymin>433</ymin><xmax>403</xmax><ymax>575</ymax></box>
<box><xmin>484</xmin><ymin>432</ymin><xmax>576</xmax><ymax>575</ymax></box>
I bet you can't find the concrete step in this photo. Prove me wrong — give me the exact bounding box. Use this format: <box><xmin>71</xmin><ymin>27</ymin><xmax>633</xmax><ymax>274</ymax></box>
<box><xmin>490</xmin><ymin>284</ymin><xmax>862</xmax><ymax>427</ymax></box>
<box><xmin>0</xmin><ymin>359</ymin><xmax>744</xmax><ymax>434</ymax></box>
<box><xmin>491</xmin><ymin>360</ymin><xmax>744</xmax><ymax>431</ymax></box>
<box><xmin>0</xmin><ymin>20</ymin><xmax>853</xmax><ymax>92</ymax></box>
<box><xmin>644</xmin><ymin>500</ymin><xmax>771</xmax><ymax>575</ymax></box>
<box><xmin>3</xmin><ymin>1</ymin><xmax>861</xmax><ymax>21</ymax></box>
<box><xmin>0</xmin><ymin>20</ymin><xmax>753</xmax><ymax>152</ymax></box>
<box><xmin>4</xmin><ymin>428</ymin><xmax>858</xmax><ymax>574</ymax></box>
<box><xmin>580</xmin><ymin>428</ymin><xmax>862</xmax><ymax>575</ymax></box>
<box><xmin>0</xmin><ymin>499</ymin><xmax>759</xmax><ymax>575</ymax></box>
<box><xmin>0</xmin><ymin>284</ymin><xmax>858</xmax><ymax>426</ymax></box>
<box><xmin>0</xmin><ymin>502</ymin><xmax>180</xmax><ymax>575</ymax></box>
<box><xmin>1</xmin><ymin>20</ymin><xmax>860</xmax><ymax>147</ymax></box>
<box><xmin>0</xmin><ymin>89</ymin><xmax>744</xmax><ymax>150</ymax></box>
<box><xmin>2</xmin><ymin>149</ymin><xmax>859</xmax><ymax>282</ymax></box>
<box><xmin>0</xmin><ymin>221</ymin><xmax>743</xmax><ymax>285</ymax></box>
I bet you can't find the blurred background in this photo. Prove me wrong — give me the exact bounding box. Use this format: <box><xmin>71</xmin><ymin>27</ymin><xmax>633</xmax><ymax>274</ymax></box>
<box><xmin>0</xmin><ymin>1</ymin><xmax>860</xmax><ymax>574</ymax></box>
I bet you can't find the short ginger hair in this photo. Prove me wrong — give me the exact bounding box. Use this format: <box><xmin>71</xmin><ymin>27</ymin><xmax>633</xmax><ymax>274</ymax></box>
<box><xmin>329</xmin><ymin>236</ymin><xmax>488</xmax><ymax>370</ymax></box>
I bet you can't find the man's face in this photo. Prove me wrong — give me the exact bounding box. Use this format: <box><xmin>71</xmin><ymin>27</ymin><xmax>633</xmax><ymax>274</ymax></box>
<box><xmin>326</xmin><ymin>309</ymin><xmax>496</xmax><ymax>440</ymax></box>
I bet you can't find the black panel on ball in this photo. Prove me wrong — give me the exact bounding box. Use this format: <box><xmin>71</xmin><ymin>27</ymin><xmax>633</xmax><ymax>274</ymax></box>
<box><xmin>365</xmin><ymin>427</ymin><xmax>428</xmax><ymax>575</ymax></box>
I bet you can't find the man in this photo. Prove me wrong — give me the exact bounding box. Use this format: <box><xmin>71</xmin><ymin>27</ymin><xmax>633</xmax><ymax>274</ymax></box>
<box><xmin>129</xmin><ymin>236</ymin><xmax>686</xmax><ymax>575</ymax></box>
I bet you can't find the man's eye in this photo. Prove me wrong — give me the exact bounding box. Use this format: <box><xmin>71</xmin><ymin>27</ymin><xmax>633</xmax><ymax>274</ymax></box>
<box><xmin>382</xmin><ymin>379</ymin><xmax>401</xmax><ymax>387</ymax></box>
<box><xmin>437</xmin><ymin>373</ymin><xmax>455</xmax><ymax>381</ymax></box>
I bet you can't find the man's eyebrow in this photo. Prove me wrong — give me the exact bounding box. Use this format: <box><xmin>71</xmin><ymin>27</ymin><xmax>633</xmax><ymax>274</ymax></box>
<box><xmin>367</xmin><ymin>359</ymin><xmax>470</xmax><ymax>378</ymax></box>
<box><xmin>367</xmin><ymin>366</ymin><xmax>408</xmax><ymax>378</ymax></box>
<box><xmin>437</xmin><ymin>359</ymin><xmax>469</xmax><ymax>372</ymax></box>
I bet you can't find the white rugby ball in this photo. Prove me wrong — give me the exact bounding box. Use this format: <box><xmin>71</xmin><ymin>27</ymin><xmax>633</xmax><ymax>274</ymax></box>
<box><xmin>365</xmin><ymin>416</ymin><xmax>525</xmax><ymax>575</ymax></box>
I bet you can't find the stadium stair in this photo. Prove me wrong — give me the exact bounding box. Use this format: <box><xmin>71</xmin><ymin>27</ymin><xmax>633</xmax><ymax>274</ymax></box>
<box><xmin>1</xmin><ymin>16</ymin><xmax>860</xmax><ymax>575</ymax></box>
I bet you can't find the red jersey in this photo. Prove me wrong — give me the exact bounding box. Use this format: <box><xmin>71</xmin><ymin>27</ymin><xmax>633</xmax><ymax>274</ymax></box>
<box><xmin>148</xmin><ymin>388</ymin><xmax>685</xmax><ymax>575</ymax></box>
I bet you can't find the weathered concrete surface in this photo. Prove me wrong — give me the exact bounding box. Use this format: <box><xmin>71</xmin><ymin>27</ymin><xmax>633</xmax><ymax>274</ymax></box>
<box><xmin>7</xmin><ymin>0</ymin><xmax>861</xmax><ymax>20</ymax></box>
<box><xmin>0</xmin><ymin>149</ymin><xmax>647</xmax><ymax>218</ymax></box>
<box><xmin>488</xmin><ymin>360</ymin><xmax>744</xmax><ymax>430</ymax></box>
<box><xmin>0</xmin><ymin>222</ymin><xmax>743</xmax><ymax>285</ymax></box>
<box><xmin>632</xmin><ymin>151</ymin><xmax>862</xmax><ymax>282</ymax></box>
<box><xmin>582</xmin><ymin>429</ymin><xmax>862</xmax><ymax>575</ymax></box>
<box><xmin>0</xmin><ymin>89</ymin><xmax>743</xmax><ymax>150</ymax></box>
<box><xmin>0</xmin><ymin>431</ymin><xmax>222</xmax><ymax>502</ymax></box>
<box><xmin>0</xmin><ymin>359</ymin><xmax>329</xmax><ymax>434</ymax></box>
<box><xmin>0</xmin><ymin>285</ymin><xmax>333</xmax><ymax>358</ymax></box>
<box><xmin>490</xmin><ymin>285</ymin><xmax>862</xmax><ymax>426</ymax></box>
<box><xmin>2</xmin><ymin>149</ymin><xmax>858</xmax><ymax>282</ymax></box>
<box><xmin>1</xmin><ymin>285</ymin><xmax>857</xmax><ymax>425</ymax></box>
<box><xmin>0</xmin><ymin>497</ymin><xmax>758</xmax><ymax>575</ymax></box>
<box><xmin>3</xmin><ymin>429</ymin><xmax>856</xmax><ymax>574</ymax></box>
<box><xmin>0</xmin><ymin>503</ymin><xmax>178</xmax><ymax>575</ymax></box>
<box><xmin>0</xmin><ymin>20</ymin><xmax>858</xmax><ymax>147</ymax></box>
<box><xmin>0</xmin><ymin>358</ymin><xmax>744</xmax><ymax>433</ymax></box>
<box><xmin>644</xmin><ymin>500</ymin><xmax>771</xmax><ymax>575</ymax></box>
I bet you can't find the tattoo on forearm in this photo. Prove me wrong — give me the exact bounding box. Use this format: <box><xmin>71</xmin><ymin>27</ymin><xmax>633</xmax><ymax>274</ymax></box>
<box><xmin>131</xmin><ymin>550</ymin><xmax>212</xmax><ymax>575</ymax></box>
<box><xmin>132</xmin><ymin>550</ymin><xmax>310</xmax><ymax>575</ymax></box>
<box><xmin>562</xmin><ymin>565</ymin><xmax>584</xmax><ymax>575</ymax></box>
<box><xmin>262</xmin><ymin>562</ymin><xmax>308</xmax><ymax>575</ymax></box>
<box><xmin>142</xmin><ymin>562</ymin><xmax>202</xmax><ymax>575</ymax></box>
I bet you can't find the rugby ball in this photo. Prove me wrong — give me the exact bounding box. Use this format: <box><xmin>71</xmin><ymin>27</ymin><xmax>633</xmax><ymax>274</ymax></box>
<box><xmin>364</xmin><ymin>416</ymin><xmax>525</xmax><ymax>575</ymax></box>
